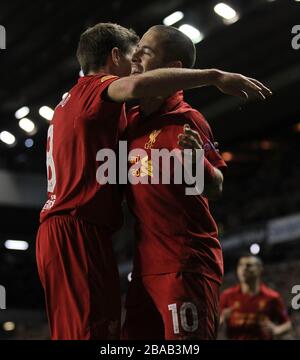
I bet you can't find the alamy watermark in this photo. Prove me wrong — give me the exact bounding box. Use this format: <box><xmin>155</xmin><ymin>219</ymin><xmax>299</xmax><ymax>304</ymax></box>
<box><xmin>0</xmin><ymin>25</ymin><xmax>6</xmax><ymax>50</ymax></box>
<box><xmin>95</xmin><ymin>141</ymin><xmax>205</xmax><ymax>196</ymax></box>
<box><xmin>291</xmin><ymin>285</ymin><xmax>300</xmax><ymax>310</ymax></box>
<box><xmin>0</xmin><ymin>285</ymin><xmax>6</xmax><ymax>309</ymax></box>
<box><xmin>292</xmin><ymin>25</ymin><xmax>300</xmax><ymax>50</ymax></box>
<box><xmin>44</xmin><ymin>142</ymin><xmax>205</xmax><ymax>211</ymax></box>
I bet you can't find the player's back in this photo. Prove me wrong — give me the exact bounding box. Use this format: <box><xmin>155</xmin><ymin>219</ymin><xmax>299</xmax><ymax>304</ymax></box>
<box><xmin>40</xmin><ymin>74</ymin><xmax>126</xmax><ymax>231</ymax></box>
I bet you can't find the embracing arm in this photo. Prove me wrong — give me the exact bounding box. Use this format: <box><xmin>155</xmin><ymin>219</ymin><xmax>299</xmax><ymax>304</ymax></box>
<box><xmin>107</xmin><ymin>68</ymin><xmax>272</xmax><ymax>102</ymax></box>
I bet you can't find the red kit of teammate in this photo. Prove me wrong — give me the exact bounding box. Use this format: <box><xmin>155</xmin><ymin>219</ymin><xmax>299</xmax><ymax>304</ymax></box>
<box><xmin>122</xmin><ymin>91</ymin><xmax>227</xmax><ymax>340</ymax></box>
<box><xmin>220</xmin><ymin>256</ymin><xmax>291</xmax><ymax>339</ymax></box>
<box><xmin>36</xmin><ymin>74</ymin><xmax>124</xmax><ymax>339</ymax></box>
<box><xmin>36</xmin><ymin>22</ymin><xmax>272</xmax><ymax>340</ymax></box>
<box><xmin>220</xmin><ymin>283</ymin><xmax>290</xmax><ymax>340</ymax></box>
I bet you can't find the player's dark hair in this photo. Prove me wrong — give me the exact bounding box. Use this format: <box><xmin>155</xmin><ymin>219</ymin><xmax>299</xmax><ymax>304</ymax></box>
<box><xmin>77</xmin><ymin>23</ymin><xmax>139</xmax><ymax>75</ymax></box>
<box><xmin>149</xmin><ymin>25</ymin><xmax>196</xmax><ymax>68</ymax></box>
<box><xmin>238</xmin><ymin>254</ymin><xmax>263</xmax><ymax>267</ymax></box>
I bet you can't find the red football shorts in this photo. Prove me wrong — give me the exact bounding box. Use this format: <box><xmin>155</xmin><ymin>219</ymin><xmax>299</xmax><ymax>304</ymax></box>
<box><xmin>122</xmin><ymin>272</ymin><xmax>220</xmax><ymax>340</ymax></box>
<box><xmin>36</xmin><ymin>215</ymin><xmax>121</xmax><ymax>340</ymax></box>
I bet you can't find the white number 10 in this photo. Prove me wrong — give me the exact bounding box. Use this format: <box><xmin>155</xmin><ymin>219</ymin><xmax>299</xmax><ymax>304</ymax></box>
<box><xmin>168</xmin><ymin>302</ymin><xmax>199</xmax><ymax>334</ymax></box>
<box><xmin>46</xmin><ymin>125</ymin><xmax>56</xmax><ymax>193</ymax></box>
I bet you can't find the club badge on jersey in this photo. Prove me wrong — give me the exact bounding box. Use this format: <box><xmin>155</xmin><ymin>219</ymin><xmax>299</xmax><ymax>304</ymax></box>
<box><xmin>144</xmin><ymin>129</ymin><xmax>162</xmax><ymax>149</ymax></box>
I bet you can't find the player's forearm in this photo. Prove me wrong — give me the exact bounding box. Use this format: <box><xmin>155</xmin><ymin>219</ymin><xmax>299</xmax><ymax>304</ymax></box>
<box><xmin>202</xmin><ymin>160</ymin><xmax>223</xmax><ymax>200</ymax></box>
<box><xmin>131</xmin><ymin>68</ymin><xmax>219</xmax><ymax>98</ymax></box>
<box><xmin>219</xmin><ymin>315</ymin><xmax>225</xmax><ymax>328</ymax></box>
<box><xmin>274</xmin><ymin>321</ymin><xmax>292</xmax><ymax>337</ymax></box>
<box><xmin>108</xmin><ymin>68</ymin><xmax>219</xmax><ymax>102</ymax></box>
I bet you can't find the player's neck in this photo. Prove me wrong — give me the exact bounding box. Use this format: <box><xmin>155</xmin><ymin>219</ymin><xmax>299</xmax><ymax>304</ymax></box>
<box><xmin>241</xmin><ymin>279</ymin><xmax>261</xmax><ymax>295</ymax></box>
<box><xmin>87</xmin><ymin>65</ymin><xmax>114</xmax><ymax>76</ymax></box>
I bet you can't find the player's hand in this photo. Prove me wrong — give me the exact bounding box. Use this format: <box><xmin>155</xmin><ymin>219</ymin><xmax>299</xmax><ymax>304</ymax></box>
<box><xmin>177</xmin><ymin>124</ymin><xmax>203</xmax><ymax>163</ymax></box>
<box><xmin>220</xmin><ymin>307</ymin><xmax>233</xmax><ymax>324</ymax></box>
<box><xmin>260</xmin><ymin>318</ymin><xmax>277</xmax><ymax>336</ymax></box>
<box><xmin>213</xmin><ymin>70</ymin><xmax>272</xmax><ymax>100</ymax></box>
<box><xmin>177</xmin><ymin>124</ymin><xmax>203</xmax><ymax>149</ymax></box>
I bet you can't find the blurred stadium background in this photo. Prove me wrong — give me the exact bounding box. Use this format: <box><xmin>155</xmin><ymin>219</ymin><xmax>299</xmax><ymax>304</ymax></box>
<box><xmin>0</xmin><ymin>0</ymin><xmax>300</xmax><ymax>339</ymax></box>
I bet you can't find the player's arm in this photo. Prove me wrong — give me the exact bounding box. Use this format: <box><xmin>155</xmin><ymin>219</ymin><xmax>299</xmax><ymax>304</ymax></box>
<box><xmin>274</xmin><ymin>321</ymin><xmax>292</xmax><ymax>336</ymax></box>
<box><xmin>261</xmin><ymin>296</ymin><xmax>292</xmax><ymax>338</ymax></box>
<box><xmin>218</xmin><ymin>292</ymin><xmax>232</xmax><ymax>340</ymax></box>
<box><xmin>219</xmin><ymin>307</ymin><xmax>233</xmax><ymax>328</ymax></box>
<box><xmin>203</xmin><ymin>165</ymin><xmax>224</xmax><ymax>200</ymax></box>
<box><xmin>178</xmin><ymin>124</ymin><xmax>224</xmax><ymax>200</ymax></box>
<box><xmin>261</xmin><ymin>319</ymin><xmax>292</xmax><ymax>338</ymax></box>
<box><xmin>107</xmin><ymin>68</ymin><xmax>272</xmax><ymax>103</ymax></box>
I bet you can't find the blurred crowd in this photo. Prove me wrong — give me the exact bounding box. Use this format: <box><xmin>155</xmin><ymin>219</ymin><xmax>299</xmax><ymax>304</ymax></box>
<box><xmin>213</xmin><ymin>137</ymin><xmax>300</xmax><ymax>235</ymax></box>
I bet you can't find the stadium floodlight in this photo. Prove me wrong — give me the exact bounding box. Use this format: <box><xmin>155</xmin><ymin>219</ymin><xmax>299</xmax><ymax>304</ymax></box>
<box><xmin>4</xmin><ymin>240</ymin><xmax>29</xmax><ymax>251</ymax></box>
<box><xmin>214</xmin><ymin>3</ymin><xmax>237</xmax><ymax>20</ymax></box>
<box><xmin>25</xmin><ymin>138</ymin><xmax>34</xmax><ymax>148</ymax></box>
<box><xmin>163</xmin><ymin>11</ymin><xmax>184</xmax><ymax>26</ymax></box>
<box><xmin>15</xmin><ymin>106</ymin><xmax>30</xmax><ymax>120</ymax></box>
<box><xmin>0</xmin><ymin>131</ymin><xmax>16</xmax><ymax>145</ymax></box>
<box><xmin>39</xmin><ymin>106</ymin><xmax>54</xmax><ymax>121</ymax></box>
<box><xmin>178</xmin><ymin>24</ymin><xmax>204</xmax><ymax>44</ymax></box>
<box><xmin>19</xmin><ymin>118</ymin><xmax>35</xmax><ymax>134</ymax></box>
<box><xmin>250</xmin><ymin>243</ymin><xmax>260</xmax><ymax>255</ymax></box>
<box><xmin>3</xmin><ymin>322</ymin><xmax>15</xmax><ymax>332</ymax></box>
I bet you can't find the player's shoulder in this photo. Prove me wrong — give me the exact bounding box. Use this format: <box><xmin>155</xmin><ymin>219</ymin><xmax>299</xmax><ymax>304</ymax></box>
<box><xmin>221</xmin><ymin>284</ymin><xmax>241</xmax><ymax>298</ymax></box>
<box><xmin>260</xmin><ymin>283</ymin><xmax>281</xmax><ymax>299</ymax></box>
<box><xmin>170</xmin><ymin>100</ymin><xmax>205</xmax><ymax>120</ymax></box>
<box><xmin>99</xmin><ymin>74</ymin><xmax>119</xmax><ymax>83</ymax></box>
<box><xmin>89</xmin><ymin>74</ymin><xmax>121</xmax><ymax>103</ymax></box>
<box><xmin>181</xmin><ymin>103</ymin><xmax>212</xmax><ymax>131</ymax></box>
<box><xmin>78</xmin><ymin>74</ymin><xmax>119</xmax><ymax>89</ymax></box>
<box><xmin>93</xmin><ymin>74</ymin><xmax>119</xmax><ymax>92</ymax></box>
<box><xmin>168</xmin><ymin>101</ymin><xmax>211</xmax><ymax>132</ymax></box>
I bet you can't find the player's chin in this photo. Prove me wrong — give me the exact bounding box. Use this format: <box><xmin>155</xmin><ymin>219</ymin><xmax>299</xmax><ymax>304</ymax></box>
<box><xmin>131</xmin><ymin>66</ymin><xmax>144</xmax><ymax>75</ymax></box>
<box><xmin>131</xmin><ymin>70</ymin><xmax>143</xmax><ymax>75</ymax></box>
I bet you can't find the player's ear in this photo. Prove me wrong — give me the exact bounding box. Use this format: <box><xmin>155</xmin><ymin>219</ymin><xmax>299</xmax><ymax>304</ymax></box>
<box><xmin>111</xmin><ymin>47</ymin><xmax>121</xmax><ymax>66</ymax></box>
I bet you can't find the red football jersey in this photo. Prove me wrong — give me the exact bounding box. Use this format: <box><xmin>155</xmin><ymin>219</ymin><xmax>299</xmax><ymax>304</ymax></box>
<box><xmin>126</xmin><ymin>91</ymin><xmax>227</xmax><ymax>284</ymax></box>
<box><xmin>40</xmin><ymin>74</ymin><xmax>126</xmax><ymax>231</ymax></box>
<box><xmin>220</xmin><ymin>283</ymin><xmax>290</xmax><ymax>339</ymax></box>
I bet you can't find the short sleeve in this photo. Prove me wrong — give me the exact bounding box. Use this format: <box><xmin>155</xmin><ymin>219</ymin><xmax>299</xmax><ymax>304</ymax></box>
<box><xmin>269</xmin><ymin>296</ymin><xmax>290</xmax><ymax>324</ymax></box>
<box><xmin>98</xmin><ymin>75</ymin><xmax>119</xmax><ymax>100</ymax></box>
<box><xmin>187</xmin><ymin>110</ymin><xmax>227</xmax><ymax>172</ymax></box>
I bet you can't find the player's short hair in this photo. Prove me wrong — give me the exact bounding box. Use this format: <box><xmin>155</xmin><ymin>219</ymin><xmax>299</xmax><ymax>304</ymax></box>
<box><xmin>77</xmin><ymin>23</ymin><xmax>139</xmax><ymax>75</ymax></box>
<box><xmin>149</xmin><ymin>25</ymin><xmax>196</xmax><ymax>68</ymax></box>
<box><xmin>238</xmin><ymin>254</ymin><xmax>263</xmax><ymax>267</ymax></box>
